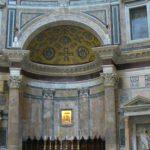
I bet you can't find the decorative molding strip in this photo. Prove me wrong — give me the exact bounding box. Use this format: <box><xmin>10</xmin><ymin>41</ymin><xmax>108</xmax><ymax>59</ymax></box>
<box><xmin>22</xmin><ymin>55</ymin><xmax>102</xmax><ymax>77</ymax></box>
<box><xmin>23</xmin><ymin>91</ymin><xmax>104</xmax><ymax>101</ymax></box>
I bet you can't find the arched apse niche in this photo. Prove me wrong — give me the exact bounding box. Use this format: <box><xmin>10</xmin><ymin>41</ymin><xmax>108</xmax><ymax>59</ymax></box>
<box><xmin>18</xmin><ymin>11</ymin><xmax>110</xmax><ymax>49</ymax></box>
<box><xmin>27</xmin><ymin>25</ymin><xmax>101</xmax><ymax>65</ymax></box>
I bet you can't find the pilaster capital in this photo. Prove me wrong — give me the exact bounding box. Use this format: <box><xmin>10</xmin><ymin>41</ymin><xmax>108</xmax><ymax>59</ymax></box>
<box><xmin>58</xmin><ymin>0</ymin><xmax>69</xmax><ymax>7</ymax></box>
<box><xmin>78</xmin><ymin>88</ymin><xmax>89</xmax><ymax>97</ymax></box>
<box><xmin>0</xmin><ymin>0</ymin><xmax>6</xmax><ymax>8</ymax></box>
<box><xmin>100</xmin><ymin>73</ymin><xmax>119</xmax><ymax>87</ymax></box>
<box><xmin>8</xmin><ymin>76</ymin><xmax>21</xmax><ymax>89</ymax></box>
<box><xmin>42</xmin><ymin>88</ymin><xmax>55</xmax><ymax>99</ymax></box>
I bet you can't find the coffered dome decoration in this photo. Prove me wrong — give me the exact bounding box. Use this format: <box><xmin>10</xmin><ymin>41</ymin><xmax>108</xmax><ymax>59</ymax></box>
<box><xmin>27</xmin><ymin>25</ymin><xmax>101</xmax><ymax>65</ymax></box>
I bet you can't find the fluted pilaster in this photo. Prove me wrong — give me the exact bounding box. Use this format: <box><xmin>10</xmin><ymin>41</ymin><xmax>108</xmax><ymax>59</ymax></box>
<box><xmin>42</xmin><ymin>88</ymin><xmax>55</xmax><ymax>138</ymax></box>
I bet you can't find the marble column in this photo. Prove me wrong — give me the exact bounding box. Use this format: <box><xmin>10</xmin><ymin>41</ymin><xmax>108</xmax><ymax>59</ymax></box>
<box><xmin>101</xmin><ymin>73</ymin><xmax>119</xmax><ymax>150</ymax></box>
<box><xmin>42</xmin><ymin>88</ymin><xmax>55</xmax><ymax>138</ymax></box>
<box><xmin>125</xmin><ymin>116</ymin><xmax>131</xmax><ymax>150</ymax></box>
<box><xmin>78</xmin><ymin>88</ymin><xmax>90</xmax><ymax>138</ymax></box>
<box><xmin>7</xmin><ymin>75</ymin><xmax>21</xmax><ymax>150</ymax></box>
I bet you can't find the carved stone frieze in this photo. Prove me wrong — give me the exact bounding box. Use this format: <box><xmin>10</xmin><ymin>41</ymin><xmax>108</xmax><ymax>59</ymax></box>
<box><xmin>42</xmin><ymin>88</ymin><xmax>55</xmax><ymax>99</ymax></box>
<box><xmin>100</xmin><ymin>73</ymin><xmax>119</xmax><ymax>87</ymax></box>
<box><xmin>22</xmin><ymin>55</ymin><xmax>102</xmax><ymax>77</ymax></box>
<box><xmin>8</xmin><ymin>76</ymin><xmax>21</xmax><ymax>89</ymax></box>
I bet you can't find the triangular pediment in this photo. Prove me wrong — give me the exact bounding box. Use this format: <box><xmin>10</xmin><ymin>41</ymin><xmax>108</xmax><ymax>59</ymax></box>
<box><xmin>122</xmin><ymin>96</ymin><xmax>150</xmax><ymax>108</ymax></box>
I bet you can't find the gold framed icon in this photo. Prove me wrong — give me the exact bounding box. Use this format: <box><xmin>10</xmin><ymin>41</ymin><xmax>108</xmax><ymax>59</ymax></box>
<box><xmin>61</xmin><ymin>109</ymin><xmax>72</xmax><ymax>126</ymax></box>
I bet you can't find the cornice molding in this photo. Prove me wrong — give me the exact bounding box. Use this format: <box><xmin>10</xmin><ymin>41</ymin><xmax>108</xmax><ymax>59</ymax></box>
<box><xmin>92</xmin><ymin>45</ymin><xmax>121</xmax><ymax>64</ymax></box>
<box><xmin>22</xmin><ymin>55</ymin><xmax>102</xmax><ymax>77</ymax></box>
<box><xmin>121</xmin><ymin>48</ymin><xmax>150</xmax><ymax>63</ymax></box>
<box><xmin>93</xmin><ymin>46</ymin><xmax>150</xmax><ymax>65</ymax></box>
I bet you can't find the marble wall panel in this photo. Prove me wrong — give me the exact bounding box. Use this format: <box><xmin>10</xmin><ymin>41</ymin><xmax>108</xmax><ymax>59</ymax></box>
<box><xmin>22</xmin><ymin>82</ymin><xmax>104</xmax><ymax>139</ymax></box>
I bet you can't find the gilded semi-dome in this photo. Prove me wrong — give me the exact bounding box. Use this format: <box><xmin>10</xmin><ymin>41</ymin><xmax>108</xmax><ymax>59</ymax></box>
<box><xmin>27</xmin><ymin>25</ymin><xmax>101</xmax><ymax>65</ymax></box>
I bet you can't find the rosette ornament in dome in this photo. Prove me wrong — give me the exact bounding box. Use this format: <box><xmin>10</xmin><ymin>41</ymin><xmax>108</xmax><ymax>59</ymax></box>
<box><xmin>27</xmin><ymin>25</ymin><xmax>101</xmax><ymax>65</ymax></box>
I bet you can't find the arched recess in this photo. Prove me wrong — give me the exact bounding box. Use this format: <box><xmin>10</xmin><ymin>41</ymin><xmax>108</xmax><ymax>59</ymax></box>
<box><xmin>18</xmin><ymin>11</ymin><xmax>110</xmax><ymax>49</ymax></box>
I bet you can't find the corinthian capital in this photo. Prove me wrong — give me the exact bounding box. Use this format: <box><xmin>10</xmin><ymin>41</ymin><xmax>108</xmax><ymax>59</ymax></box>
<box><xmin>79</xmin><ymin>88</ymin><xmax>89</xmax><ymax>97</ymax></box>
<box><xmin>8</xmin><ymin>76</ymin><xmax>21</xmax><ymax>89</ymax></box>
<box><xmin>101</xmin><ymin>73</ymin><xmax>119</xmax><ymax>87</ymax></box>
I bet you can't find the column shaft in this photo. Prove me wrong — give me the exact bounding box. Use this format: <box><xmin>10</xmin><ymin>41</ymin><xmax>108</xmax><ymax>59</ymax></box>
<box><xmin>8</xmin><ymin>76</ymin><xmax>20</xmax><ymax>150</ymax></box>
<box><xmin>101</xmin><ymin>73</ymin><xmax>118</xmax><ymax>150</ymax></box>
<box><xmin>105</xmin><ymin>86</ymin><xmax>117</xmax><ymax>150</ymax></box>
<box><xmin>125</xmin><ymin>116</ymin><xmax>131</xmax><ymax>150</ymax></box>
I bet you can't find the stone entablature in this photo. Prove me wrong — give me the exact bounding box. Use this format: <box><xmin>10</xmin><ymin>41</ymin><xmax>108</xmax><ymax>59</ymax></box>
<box><xmin>22</xmin><ymin>55</ymin><xmax>102</xmax><ymax>77</ymax></box>
<box><xmin>94</xmin><ymin>45</ymin><xmax>150</xmax><ymax>64</ymax></box>
<box><xmin>2</xmin><ymin>49</ymin><xmax>29</xmax><ymax>62</ymax></box>
<box><xmin>2</xmin><ymin>46</ymin><xmax>150</xmax><ymax>71</ymax></box>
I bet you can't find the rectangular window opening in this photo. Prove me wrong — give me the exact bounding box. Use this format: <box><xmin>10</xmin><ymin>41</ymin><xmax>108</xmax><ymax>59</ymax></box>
<box><xmin>130</xmin><ymin>6</ymin><xmax>148</xmax><ymax>40</ymax></box>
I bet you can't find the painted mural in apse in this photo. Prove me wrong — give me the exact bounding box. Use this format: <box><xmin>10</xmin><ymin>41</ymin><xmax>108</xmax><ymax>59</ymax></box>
<box><xmin>27</xmin><ymin>25</ymin><xmax>101</xmax><ymax>65</ymax></box>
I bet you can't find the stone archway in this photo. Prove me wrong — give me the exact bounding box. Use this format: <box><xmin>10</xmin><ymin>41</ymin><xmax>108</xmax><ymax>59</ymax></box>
<box><xmin>18</xmin><ymin>11</ymin><xmax>110</xmax><ymax>49</ymax></box>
